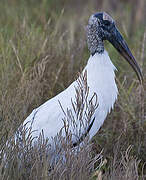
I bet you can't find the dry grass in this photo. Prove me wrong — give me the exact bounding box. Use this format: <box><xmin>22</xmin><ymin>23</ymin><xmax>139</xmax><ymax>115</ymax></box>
<box><xmin>0</xmin><ymin>71</ymin><xmax>101</xmax><ymax>180</ymax></box>
<box><xmin>0</xmin><ymin>0</ymin><xmax>145</xmax><ymax>179</ymax></box>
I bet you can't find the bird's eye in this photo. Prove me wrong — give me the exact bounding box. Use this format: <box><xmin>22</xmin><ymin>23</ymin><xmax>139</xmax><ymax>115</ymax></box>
<box><xmin>103</xmin><ymin>20</ymin><xmax>111</xmax><ymax>26</ymax></box>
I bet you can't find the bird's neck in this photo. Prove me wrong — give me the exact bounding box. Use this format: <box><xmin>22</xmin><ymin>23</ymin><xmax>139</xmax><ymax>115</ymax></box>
<box><xmin>87</xmin><ymin>24</ymin><xmax>104</xmax><ymax>55</ymax></box>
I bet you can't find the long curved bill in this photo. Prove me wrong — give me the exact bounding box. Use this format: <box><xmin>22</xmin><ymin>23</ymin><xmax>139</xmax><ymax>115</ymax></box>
<box><xmin>108</xmin><ymin>27</ymin><xmax>143</xmax><ymax>83</ymax></box>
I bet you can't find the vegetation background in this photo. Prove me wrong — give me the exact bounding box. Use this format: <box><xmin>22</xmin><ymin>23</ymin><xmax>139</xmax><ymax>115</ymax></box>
<box><xmin>0</xmin><ymin>0</ymin><xmax>145</xmax><ymax>179</ymax></box>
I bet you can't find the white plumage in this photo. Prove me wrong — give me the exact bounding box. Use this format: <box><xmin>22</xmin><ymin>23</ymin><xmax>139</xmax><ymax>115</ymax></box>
<box><xmin>23</xmin><ymin>51</ymin><xmax>118</xmax><ymax>143</ymax></box>
<box><xmin>19</xmin><ymin>12</ymin><xmax>142</xmax><ymax>145</ymax></box>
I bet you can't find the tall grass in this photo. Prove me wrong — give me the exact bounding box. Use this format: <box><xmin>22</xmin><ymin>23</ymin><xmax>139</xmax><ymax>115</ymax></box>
<box><xmin>0</xmin><ymin>0</ymin><xmax>145</xmax><ymax>179</ymax></box>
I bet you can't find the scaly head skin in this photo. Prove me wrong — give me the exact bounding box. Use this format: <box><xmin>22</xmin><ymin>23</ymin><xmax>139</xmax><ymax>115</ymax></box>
<box><xmin>87</xmin><ymin>12</ymin><xmax>143</xmax><ymax>83</ymax></box>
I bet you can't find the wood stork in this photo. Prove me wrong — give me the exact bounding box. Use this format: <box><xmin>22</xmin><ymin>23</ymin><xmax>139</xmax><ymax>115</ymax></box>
<box><xmin>20</xmin><ymin>12</ymin><xmax>143</xmax><ymax>146</ymax></box>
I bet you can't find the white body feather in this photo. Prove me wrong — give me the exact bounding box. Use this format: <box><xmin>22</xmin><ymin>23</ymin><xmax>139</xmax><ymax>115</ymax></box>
<box><xmin>23</xmin><ymin>50</ymin><xmax>118</xmax><ymax>142</ymax></box>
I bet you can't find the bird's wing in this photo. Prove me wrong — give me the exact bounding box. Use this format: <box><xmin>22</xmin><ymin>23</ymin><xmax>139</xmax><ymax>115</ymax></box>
<box><xmin>22</xmin><ymin>66</ymin><xmax>99</xmax><ymax>144</ymax></box>
<box><xmin>23</xmin><ymin>81</ymin><xmax>78</xmax><ymax>140</ymax></box>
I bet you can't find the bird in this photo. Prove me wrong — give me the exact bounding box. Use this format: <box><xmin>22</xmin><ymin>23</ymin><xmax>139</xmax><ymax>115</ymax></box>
<box><xmin>19</xmin><ymin>12</ymin><xmax>143</xmax><ymax>146</ymax></box>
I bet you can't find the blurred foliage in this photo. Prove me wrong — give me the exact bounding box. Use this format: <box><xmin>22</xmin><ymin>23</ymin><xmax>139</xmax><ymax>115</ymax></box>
<box><xmin>0</xmin><ymin>0</ymin><xmax>145</xmax><ymax>179</ymax></box>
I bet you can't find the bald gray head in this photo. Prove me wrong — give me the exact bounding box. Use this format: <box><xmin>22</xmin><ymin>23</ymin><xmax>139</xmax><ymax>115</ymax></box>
<box><xmin>87</xmin><ymin>12</ymin><xmax>115</xmax><ymax>56</ymax></box>
<box><xmin>86</xmin><ymin>12</ymin><xmax>143</xmax><ymax>83</ymax></box>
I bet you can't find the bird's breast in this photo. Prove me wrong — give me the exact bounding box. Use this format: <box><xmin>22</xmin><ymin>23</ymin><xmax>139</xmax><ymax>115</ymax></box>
<box><xmin>86</xmin><ymin>51</ymin><xmax>118</xmax><ymax>110</ymax></box>
<box><xmin>84</xmin><ymin>51</ymin><xmax>118</xmax><ymax>137</ymax></box>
